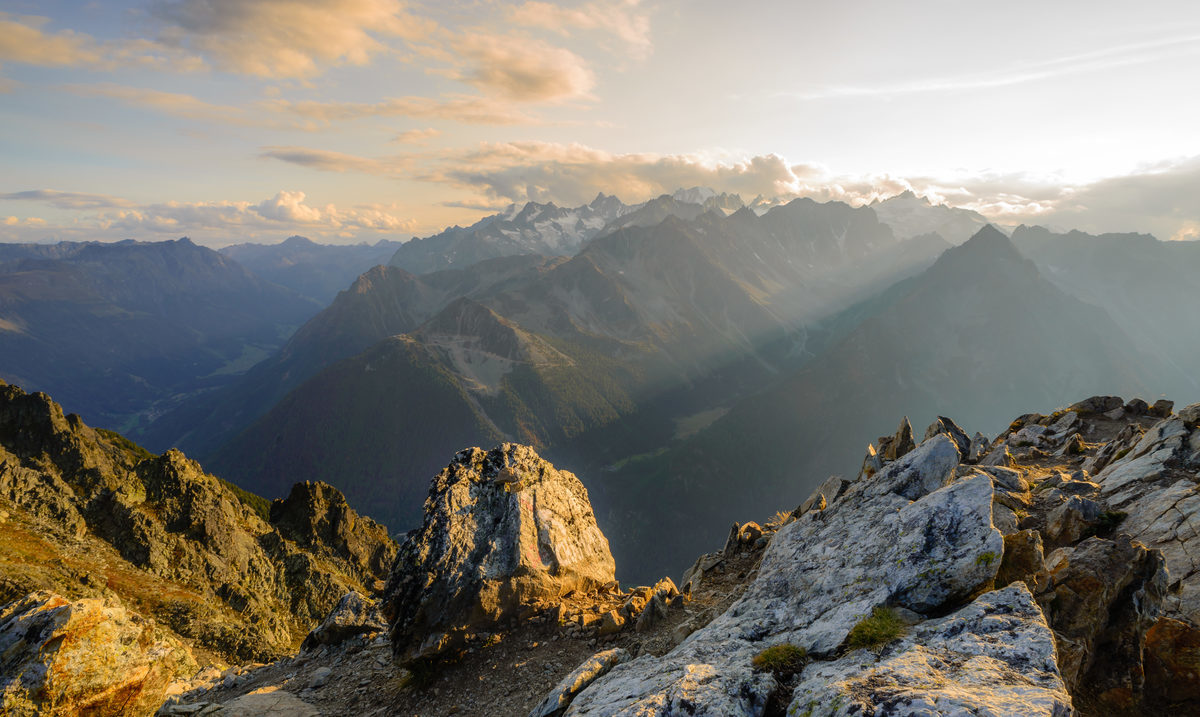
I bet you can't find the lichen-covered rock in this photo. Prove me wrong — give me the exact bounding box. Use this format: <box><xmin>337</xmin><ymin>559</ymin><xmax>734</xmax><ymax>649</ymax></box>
<box><xmin>529</xmin><ymin>649</ymin><xmax>629</xmax><ymax>717</ymax></box>
<box><xmin>383</xmin><ymin>444</ymin><xmax>615</xmax><ymax>663</ymax></box>
<box><xmin>788</xmin><ymin>583</ymin><xmax>1073</xmax><ymax>717</ymax></box>
<box><xmin>559</xmin><ymin>434</ymin><xmax>1003</xmax><ymax>715</ymax></box>
<box><xmin>300</xmin><ymin>591</ymin><xmax>386</xmax><ymax>651</ymax></box>
<box><xmin>0</xmin><ymin>591</ymin><xmax>196</xmax><ymax>716</ymax></box>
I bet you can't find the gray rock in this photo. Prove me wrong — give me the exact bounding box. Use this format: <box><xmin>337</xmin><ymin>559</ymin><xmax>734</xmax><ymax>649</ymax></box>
<box><xmin>530</xmin><ymin>649</ymin><xmax>629</xmax><ymax>717</ymax></box>
<box><xmin>798</xmin><ymin>475</ymin><xmax>849</xmax><ymax>515</ymax></box>
<box><xmin>967</xmin><ymin>431</ymin><xmax>990</xmax><ymax>463</ymax></box>
<box><xmin>560</xmin><ymin>434</ymin><xmax>1002</xmax><ymax>714</ymax></box>
<box><xmin>857</xmin><ymin>442</ymin><xmax>883</xmax><ymax>479</ymax></box>
<box><xmin>882</xmin><ymin>416</ymin><xmax>917</xmax><ymax>461</ymax></box>
<box><xmin>382</xmin><ymin>444</ymin><xmax>615</xmax><ymax>663</ymax></box>
<box><xmin>923</xmin><ymin>415</ymin><xmax>971</xmax><ymax>460</ymax></box>
<box><xmin>301</xmin><ymin>591</ymin><xmax>386</xmax><ymax>651</ymax></box>
<box><xmin>1069</xmin><ymin>396</ymin><xmax>1125</xmax><ymax>415</ymax></box>
<box><xmin>1044</xmin><ymin>496</ymin><xmax>1103</xmax><ymax>545</ymax></box>
<box><xmin>788</xmin><ymin>584</ymin><xmax>1073</xmax><ymax>716</ymax></box>
<box><xmin>1150</xmin><ymin>399</ymin><xmax>1174</xmax><ymax>418</ymax></box>
<box><xmin>308</xmin><ymin>666</ymin><xmax>332</xmax><ymax>689</ymax></box>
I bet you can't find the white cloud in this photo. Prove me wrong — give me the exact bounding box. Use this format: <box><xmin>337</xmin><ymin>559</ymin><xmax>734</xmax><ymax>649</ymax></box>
<box><xmin>447</xmin><ymin>33</ymin><xmax>595</xmax><ymax>102</ymax></box>
<box><xmin>0</xmin><ymin>12</ymin><xmax>202</xmax><ymax>72</ymax></box>
<box><xmin>259</xmin><ymin>146</ymin><xmax>412</xmax><ymax>175</ymax></box>
<box><xmin>0</xmin><ymin>189</ymin><xmax>416</xmax><ymax>244</ymax></box>
<box><xmin>153</xmin><ymin>0</ymin><xmax>431</xmax><ymax>78</ymax></box>
<box><xmin>392</xmin><ymin>128</ymin><xmax>441</xmax><ymax>145</ymax></box>
<box><xmin>0</xmin><ymin>189</ymin><xmax>134</xmax><ymax>210</ymax></box>
<box><xmin>510</xmin><ymin>0</ymin><xmax>652</xmax><ymax>59</ymax></box>
<box><xmin>263</xmin><ymin>93</ymin><xmax>541</xmax><ymax>125</ymax></box>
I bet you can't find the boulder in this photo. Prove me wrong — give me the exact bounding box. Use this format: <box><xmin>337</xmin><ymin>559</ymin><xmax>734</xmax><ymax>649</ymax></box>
<box><xmin>557</xmin><ymin>435</ymin><xmax>1002</xmax><ymax>714</ymax></box>
<box><xmin>799</xmin><ymin>475</ymin><xmax>849</xmax><ymax>515</ymax></box>
<box><xmin>300</xmin><ymin>591</ymin><xmax>386</xmax><ymax>651</ymax></box>
<box><xmin>1124</xmin><ymin>398</ymin><xmax>1150</xmax><ymax>416</ymax></box>
<box><xmin>1149</xmin><ymin>399</ymin><xmax>1174</xmax><ymax>418</ymax></box>
<box><xmin>788</xmin><ymin>584</ymin><xmax>1073</xmax><ymax>716</ymax></box>
<box><xmin>1044</xmin><ymin>496</ymin><xmax>1102</xmax><ymax>545</ymax></box>
<box><xmin>923</xmin><ymin>415</ymin><xmax>971</xmax><ymax>460</ymax></box>
<box><xmin>857</xmin><ymin>443</ymin><xmax>883</xmax><ymax>479</ymax></box>
<box><xmin>0</xmin><ymin>591</ymin><xmax>196</xmax><ymax>716</ymax></box>
<box><xmin>967</xmin><ymin>432</ymin><xmax>990</xmax><ymax>463</ymax></box>
<box><xmin>1069</xmin><ymin>396</ymin><xmax>1125</xmax><ymax>415</ymax></box>
<box><xmin>382</xmin><ymin>444</ymin><xmax>615</xmax><ymax>663</ymax></box>
<box><xmin>530</xmin><ymin>649</ymin><xmax>629</xmax><ymax>717</ymax></box>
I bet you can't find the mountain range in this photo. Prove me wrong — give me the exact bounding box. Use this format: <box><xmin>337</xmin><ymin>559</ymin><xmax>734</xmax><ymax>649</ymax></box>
<box><xmin>0</xmin><ymin>238</ymin><xmax>318</xmax><ymax>434</ymax></box>
<box><xmin>193</xmin><ymin>198</ymin><xmax>949</xmax><ymax>537</ymax></box>
<box><xmin>221</xmin><ymin>235</ymin><xmax>404</xmax><ymax>304</ymax></box>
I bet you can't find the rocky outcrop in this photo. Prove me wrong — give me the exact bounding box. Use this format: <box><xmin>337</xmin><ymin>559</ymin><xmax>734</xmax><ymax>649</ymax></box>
<box><xmin>270</xmin><ymin>481</ymin><xmax>398</xmax><ymax>592</ymax></box>
<box><xmin>0</xmin><ymin>591</ymin><xmax>196</xmax><ymax>716</ymax></box>
<box><xmin>558</xmin><ymin>433</ymin><xmax>1009</xmax><ymax>714</ymax></box>
<box><xmin>0</xmin><ymin>381</ymin><xmax>397</xmax><ymax>662</ymax></box>
<box><xmin>382</xmin><ymin>444</ymin><xmax>615</xmax><ymax>664</ymax></box>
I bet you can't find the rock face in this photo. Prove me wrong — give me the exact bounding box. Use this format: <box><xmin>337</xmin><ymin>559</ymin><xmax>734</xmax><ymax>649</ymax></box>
<box><xmin>559</xmin><ymin>433</ymin><xmax>1014</xmax><ymax>715</ymax></box>
<box><xmin>0</xmin><ymin>591</ymin><xmax>196</xmax><ymax>716</ymax></box>
<box><xmin>0</xmin><ymin>381</ymin><xmax>397</xmax><ymax>662</ymax></box>
<box><xmin>383</xmin><ymin>444</ymin><xmax>615</xmax><ymax>663</ymax></box>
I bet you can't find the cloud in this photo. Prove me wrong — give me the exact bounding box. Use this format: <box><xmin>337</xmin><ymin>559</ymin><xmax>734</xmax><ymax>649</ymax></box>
<box><xmin>447</xmin><ymin>33</ymin><xmax>595</xmax><ymax>102</ymax></box>
<box><xmin>62</xmin><ymin>83</ymin><xmax>260</xmax><ymax>126</ymax></box>
<box><xmin>0</xmin><ymin>12</ymin><xmax>202</xmax><ymax>72</ymax></box>
<box><xmin>153</xmin><ymin>0</ymin><xmax>431</xmax><ymax>78</ymax></box>
<box><xmin>790</xmin><ymin>33</ymin><xmax>1200</xmax><ymax>100</ymax></box>
<box><xmin>510</xmin><ymin>0</ymin><xmax>651</xmax><ymax>59</ymax></box>
<box><xmin>260</xmin><ymin>146</ymin><xmax>412</xmax><ymax>175</ymax></box>
<box><xmin>0</xmin><ymin>13</ymin><xmax>102</xmax><ymax>67</ymax></box>
<box><xmin>392</xmin><ymin>128</ymin><xmax>441</xmax><ymax>145</ymax></box>
<box><xmin>0</xmin><ymin>189</ymin><xmax>134</xmax><ymax>210</ymax></box>
<box><xmin>264</xmin><ymin>93</ymin><xmax>540</xmax><ymax>125</ymax></box>
<box><xmin>0</xmin><ymin>189</ymin><xmax>416</xmax><ymax>244</ymax></box>
<box><xmin>423</xmin><ymin>142</ymin><xmax>811</xmax><ymax>205</ymax></box>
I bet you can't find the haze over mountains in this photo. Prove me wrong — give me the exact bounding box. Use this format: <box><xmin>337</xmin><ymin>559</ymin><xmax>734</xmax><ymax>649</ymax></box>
<box><xmin>0</xmin><ymin>238</ymin><xmax>318</xmax><ymax>433</ymax></box>
<box><xmin>2</xmin><ymin>188</ymin><xmax>1197</xmax><ymax>586</ymax></box>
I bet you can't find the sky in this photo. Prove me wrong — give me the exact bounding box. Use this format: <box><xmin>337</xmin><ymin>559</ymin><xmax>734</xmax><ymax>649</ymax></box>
<box><xmin>1</xmin><ymin>0</ymin><xmax>1198</xmax><ymax>245</ymax></box>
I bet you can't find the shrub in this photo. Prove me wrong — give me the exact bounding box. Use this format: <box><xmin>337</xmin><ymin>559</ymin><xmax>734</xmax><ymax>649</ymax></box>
<box><xmin>845</xmin><ymin>607</ymin><xmax>907</xmax><ymax>651</ymax></box>
<box><xmin>751</xmin><ymin>643</ymin><xmax>807</xmax><ymax>678</ymax></box>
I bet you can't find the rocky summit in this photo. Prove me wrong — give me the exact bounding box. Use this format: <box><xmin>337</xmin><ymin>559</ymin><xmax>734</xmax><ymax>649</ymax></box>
<box><xmin>382</xmin><ymin>443</ymin><xmax>616</xmax><ymax>663</ymax></box>
<box><xmin>7</xmin><ymin>390</ymin><xmax>1200</xmax><ymax>716</ymax></box>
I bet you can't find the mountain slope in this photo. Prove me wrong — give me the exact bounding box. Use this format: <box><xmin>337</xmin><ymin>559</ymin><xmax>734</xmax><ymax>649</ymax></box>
<box><xmin>220</xmin><ymin>235</ymin><xmax>404</xmax><ymax>304</ymax></box>
<box><xmin>202</xmin><ymin>200</ymin><xmax>948</xmax><ymax>536</ymax></box>
<box><xmin>135</xmin><ymin>255</ymin><xmax>563</xmax><ymax>456</ymax></box>
<box><xmin>598</xmin><ymin>226</ymin><xmax>1163</xmax><ymax>582</ymax></box>
<box><xmin>0</xmin><ymin>379</ymin><xmax>396</xmax><ymax>664</ymax></box>
<box><xmin>0</xmin><ymin>238</ymin><xmax>318</xmax><ymax>432</ymax></box>
<box><xmin>1012</xmin><ymin>224</ymin><xmax>1200</xmax><ymax>401</ymax></box>
<box><xmin>388</xmin><ymin>194</ymin><xmax>636</xmax><ymax>274</ymax></box>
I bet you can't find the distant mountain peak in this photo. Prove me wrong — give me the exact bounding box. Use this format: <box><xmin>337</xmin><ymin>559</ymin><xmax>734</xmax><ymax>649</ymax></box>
<box><xmin>281</xmin><ymin>235</ymin><xmax>316</xmax><ymax>247</ymax></box>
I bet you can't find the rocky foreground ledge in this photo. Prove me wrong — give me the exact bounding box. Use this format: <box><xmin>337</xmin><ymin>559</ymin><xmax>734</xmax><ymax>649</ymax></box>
<box><xmin>5</xmin><ymin>386</ymin><xmax>1200</xmax><ymax>716</ymax></box>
